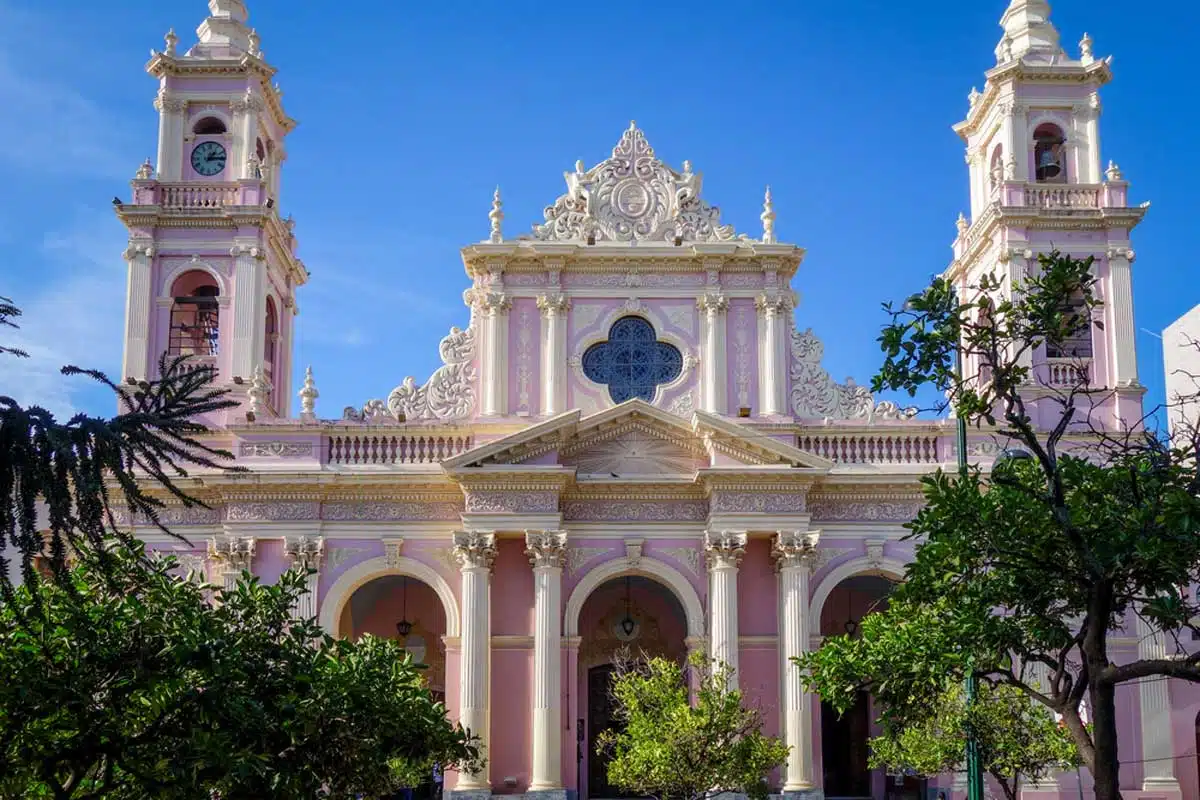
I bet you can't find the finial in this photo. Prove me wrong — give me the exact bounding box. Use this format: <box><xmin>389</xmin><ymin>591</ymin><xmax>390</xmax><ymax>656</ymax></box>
<box><xmin>298</xmin><ymin>366</ymin><xmax>319</xmax><ymax>421</ymax></box>
<box><xmin>760</xmin><ymin>186</ymin><xmax>776</xmax><ymax>244</ymax></box>
<box><xmin>1105</xmin><ymin>161</ymin><xmax>1124</xmax><ymax>181</ymax></box>
<box><xmin>629</xmin><ymin>120</ymin><xmax>637</xmax><ymax>130</ymax></box>
<box><xmin>956</xmin><ymin>212</ymin><xmax>969</xmax><ymax>236</ymax></box>
<box><xmin>488</xmin><ymin>186</ymin><xmax>504</xmax><ymax>243</ymax></box>
<box><xmin>246</xmin><ymin>365</ymin><xmax>270</xmax><ymax>421</ymax></box>
<box><xmin>1079</xmin><ymin>32</ymin><xmax>1094</xmax><ymax>65</ymax></box>
<box><xmin>248</xmin><ymin>28</ymin><xmax>261</xmax><ymax>57</ymax></box>
<box><xmin>968</xmin><ymin>86</ymin><xmax>981</xmax><ymax>108</ymax></box>
<box><xmin>574</xmin><ymin>159</ymin><xmax>585</xmax><ymax>175</ymax></box>
<box><xmin>135</xmin><ymin>158</ymin><xmax>154</xmax><ymax>180</ymax></box>
<box><xmin>164</xmin><ymin>28</ymin><xmax>178</xmax><ymax>56</ymax></box>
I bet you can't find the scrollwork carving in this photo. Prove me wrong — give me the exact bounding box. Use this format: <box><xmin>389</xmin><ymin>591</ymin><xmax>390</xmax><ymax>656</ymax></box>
<box><xmin>380</xmin><ymin>325</ymin><xmax>478</xmax><ymax>421</ymax></box>
<box><xmin>239</xmin><ymin>441</ymin><xmax>314</xmax><ymax>458</ymax></box>
<box><xmin>452</xmin><ymin>530</ymin><xmax>497</xmax><ymax>571</ymax></box>
<box><xmin>525</xmin><ymin>530</ymin><xmax>568</xmax><ymax>570</ymax></box>
<box><xmin>562</xmin><ymin>501</ymin><xmax>707</xmax><ymax>522</ymax></box>
<box><xmin>465</xmin><ymin>491</ymin><xmax>558</xmax><ymax>514</ymax></box>
<box><xmin>790</xmin><ymin>328</ymin><xmax>917</xmax><ymax>421</ymax></box>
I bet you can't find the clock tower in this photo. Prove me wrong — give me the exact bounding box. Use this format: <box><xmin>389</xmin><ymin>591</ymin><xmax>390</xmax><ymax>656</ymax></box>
<box><xmin>114</xmin><ymin>0</ymin><xmax>306</xmax><ymax>420</ymax></box>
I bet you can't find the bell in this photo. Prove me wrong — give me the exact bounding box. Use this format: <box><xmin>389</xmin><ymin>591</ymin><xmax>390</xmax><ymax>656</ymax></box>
<box><xmin>1037</xmin><ymin>148</ymin><xmax>1061</xmax><ymax>179</ymax></box>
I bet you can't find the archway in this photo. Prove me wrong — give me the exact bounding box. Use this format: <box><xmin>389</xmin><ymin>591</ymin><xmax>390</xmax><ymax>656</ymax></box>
<box><xmin>818</xmin><ymin>573</ymin><xmax>923</xmax><ymax>800</ymax></box>
<box><xmin>576</xmin><ymin>574</ymin><xmax>689</xmax><ymax>800</ymax></box>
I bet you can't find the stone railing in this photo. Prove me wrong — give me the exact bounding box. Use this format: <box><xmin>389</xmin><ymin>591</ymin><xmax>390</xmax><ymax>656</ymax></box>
<box><xmin>797</xmin><ymin>432</ymin><xmax>942</xmax><ymax>465</ymax></box>
<box><xmin>158</xmin><ymin>183</ymin><xmax>241</xmax><ymax>209</ymax></box>
<box><xmin>1023</xmin><ymin>184</ymin><xmax>1101</xmax><ymax>210</ymax></box>
<box><xmin>327</xmin><ymin>431</ymin><xmax>474</xmax><ymax>466</ymax></box>
<box><xmin>1045</xmin><ymin>358</ymin><xmax>1091</xmax><ymax>387</ymax></box>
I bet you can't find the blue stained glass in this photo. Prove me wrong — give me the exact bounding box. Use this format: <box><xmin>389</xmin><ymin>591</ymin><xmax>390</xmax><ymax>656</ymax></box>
<box><xmin>582</xmin><ymin>316</ymin><xmax>683</xmax><ymax>403</ymax></box>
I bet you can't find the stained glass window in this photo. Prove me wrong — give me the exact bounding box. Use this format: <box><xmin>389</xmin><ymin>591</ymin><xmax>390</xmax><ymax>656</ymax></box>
<box><xmin>582</xmin><ymin>316</ymin><xmax>683</xmax><ymax>403</ymax></box>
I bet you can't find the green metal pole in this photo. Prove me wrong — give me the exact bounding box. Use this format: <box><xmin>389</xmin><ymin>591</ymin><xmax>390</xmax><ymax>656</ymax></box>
<box><xmin>956</xmin><ymin>322</ymin><xmax>985</xmax><ymax>800</ymax></box>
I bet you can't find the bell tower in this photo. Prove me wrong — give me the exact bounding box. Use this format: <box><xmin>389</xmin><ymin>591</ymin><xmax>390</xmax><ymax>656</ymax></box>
<box><xmin>115</xmin><ymin>0</ymin><xmax>306</xmax><ymax>420</ymax></box>
<box><xmin>948</xmin><ymin>0</ymin><xmax>1148</xmax><ymax>430</ymax></box>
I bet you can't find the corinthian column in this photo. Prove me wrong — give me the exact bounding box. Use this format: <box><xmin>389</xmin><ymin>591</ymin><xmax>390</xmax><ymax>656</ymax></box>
<box><xmin>773</xmin><ymin>530</ymin><xmax>820</xmax><ymax>796</ymax></box>
<box><xmin>525</xmin><ymin>530</ymin><xmax>567</xmax><ymax>795</ymax></box>
<box><xmin>206</xmin><ymin>535</ymin><xmax>256</xmax><ymax>591</ymax></box>
<box><xmin>537</xmin><ymin>295</ymin><xmax>570</xmax><ymax>417</ymax></box>
<box><xmin>283</xmin><ymin>536</ymin><xmax>324</xmax><ymax>620</ymax></box>
<box><xmin>705</xmin><ymin>530</ymin><xmax>746</xmax><ymax>686</ymax></box>
<box><xmin>472</xmin><ymin>291</ymin><xmax>511</xmax><ymax>417</ymax></box>
<box><xmin>1137</xmin><ymin>616</ymin><xmax>1180</xmax><ymax>793</ymax></box>
<box><xmin>154</xmin><ymin>89</ymin><xmax>186</xmax><ymax>180</ymax></box>
<box><xmin>697</xmin><ymin>292</ymin><xmax>729</xmax><ymax>414</ymax></box>
<box><xmin>453</xmin><ymin>530</ymin><xmax>497</xmax><ymax>793</ymax></box>
<box><xmin>756</xmin><ymin>293</ymin><xmax>790</xmax><ymax>416</ymax></box>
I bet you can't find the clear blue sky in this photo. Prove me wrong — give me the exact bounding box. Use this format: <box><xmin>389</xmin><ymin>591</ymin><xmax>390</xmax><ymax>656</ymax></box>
<box><xmin>2</xmin><ymin>0</ymin><xmax>1196</xmax><ymax>426</ymax></box>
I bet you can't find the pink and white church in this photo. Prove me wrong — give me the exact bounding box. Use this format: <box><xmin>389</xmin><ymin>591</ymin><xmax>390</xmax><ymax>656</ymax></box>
<box><xmin>109</xmin><ymin>1</ymin><xmax>1196</xmax><ymax>798</ymax></box>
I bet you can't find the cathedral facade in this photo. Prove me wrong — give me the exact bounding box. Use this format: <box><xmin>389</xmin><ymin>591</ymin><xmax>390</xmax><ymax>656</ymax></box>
<box><xmin>112</xmin><ymin>2</ymin><xmax>1191</xmax><ymax>798</ymax></box>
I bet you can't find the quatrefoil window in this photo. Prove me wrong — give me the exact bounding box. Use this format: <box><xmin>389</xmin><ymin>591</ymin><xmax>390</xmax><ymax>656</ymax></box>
<box><xmin>582</xmin><ymin>316</ymin><xmax>683</xmax><ymax>403</ymax></box>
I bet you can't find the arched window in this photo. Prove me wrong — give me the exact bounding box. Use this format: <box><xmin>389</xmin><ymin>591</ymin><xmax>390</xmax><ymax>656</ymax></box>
<box><xmin>1033</xmin><ymin>124</ymin><xmax>1067</xmax><ymax>183</ymax></box>
<box><xmin>168</xmin><ymin>271</ymin><xmax>220</xmax><ymax>358</ymax></box>
<box><xmin>264</xmin><ymin>296</ymin><xmax>279</xmax><ymax>376</ymax></box>
<box><xmin>582</xmin><ymin>316</ymin><xmax>682</xmax><ymax>403</ymax></box>
<box><xmin>192</xmin><ymin>116</ymin><xmax>227</xmax><ymax>135</ymax></box>
<box><xmin>1045</xmin><ymin>292</ymin><xmax>1093</xmax><ymax>359</ymax></box>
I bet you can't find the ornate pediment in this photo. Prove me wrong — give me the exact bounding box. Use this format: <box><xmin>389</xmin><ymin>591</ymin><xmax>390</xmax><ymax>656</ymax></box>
<box><xmin>530</xmin><ymin>122</ymin><xmax>737</xmax><ymax>245</ymax></box>
<box><xmin>562</xmin><ymin>428</ymin><xmax>707</xmax><ymax>478</ymax></box>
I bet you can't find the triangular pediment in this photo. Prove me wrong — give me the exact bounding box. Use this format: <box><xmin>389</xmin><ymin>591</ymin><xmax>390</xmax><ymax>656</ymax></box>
<box><xmin>441</xmin><ymin>400</ymin><xmax>832</xmax><ymax>472</ymax></box>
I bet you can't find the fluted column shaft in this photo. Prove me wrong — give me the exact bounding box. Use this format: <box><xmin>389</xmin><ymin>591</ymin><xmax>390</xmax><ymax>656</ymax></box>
<box><xmin>454</xmin><ymin>531</ymin><xmax>497</xmax><ymax>792</ymax></box>
<box><xmin>1137</xmin><ymin>616</ymin><xmax>1179</xmax><ymax>791</ymax></box>
<box><xmin>757</xmin><ymin>294</ymin><xmax>789</xmax><ymax>416</ymax></box>
<box><xmin>698</xmin><ymin>293</ymin><xmax>728</xmax><ymax>414</ymax></box>
<box><xmin>774</xmin><ymin>531</ymin><xmax>819</xmax><ymax>793</ymax></box>
<box><xmin>526</xmin><ymin>531</ymin><xmax>567</xmax><ymax>791</ymax></box>
<box><xmin>537</xmin><ymin>295</ymin><xmax>569</xmax><ymax>416</ymax></box>
<box><xmin>705</xmin><ymin>530</ymin><xmax>745</xmax><ymax>686</ymax></box>
<box><xmin>474</xmin><ymin>292</ymin><xmax>511</xmax><ymax>417</ymax></box>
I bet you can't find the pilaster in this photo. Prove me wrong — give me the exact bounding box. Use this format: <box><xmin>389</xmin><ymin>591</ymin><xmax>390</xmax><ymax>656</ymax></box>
<box><xmin>282</xmin><ymin>535</ymin><xmax>323</xmax><ymax>620</ymax></box>
<box><xmin>537</xmin><ymin>294</ymin><xmax>570</xmax><ymax>417</ymax></box>
<box><xmin>471</xmin><ymin>290</ymin><xmax>512</xmax><ymax>417</ymax></box>
<box><xmin>704</xmin><ymin>529</ymin><xmax>745</xmax><ymax>685</ymax></box>
<box><xmin>1137</xmin><ymin>616</ymin><xmax>1181</xmax><ymax>795</ymax></box>
<box><xmin>453</xmin><ymin>530</ymin><xmax>497</xmax><ymax>794</ymax></box>
<box><xmin>756</xmin><ymin>292</ymin><xmax>790</xmax><ymax>416</ymax></box>
<box><xmin>230</xmin><ymin>243</ymin><xmax>267</xmax><ymax>381</ymax></box>
<box><xmin>121</xmin><ymin>242</ymin><xmax>155</xmax><ymax>382</ymax></box>
<box><xmin>153</xmin><ymin>88</ymin><xmax>186</xmax><ymax>180</ymax></box>
<box><xmin>1107</xmin><ymin>247</ymin><xmax>1138</xmax><ymax>389</ymax></box>
<box><xmin>525</xmin><ymin>530</ymin><xmax>567</xmax><ymax>795</ymax></box>
<box><xmin>698</xmin><ymin>291</ymin><xmax>729</xmax><ymax>414</ymax></box>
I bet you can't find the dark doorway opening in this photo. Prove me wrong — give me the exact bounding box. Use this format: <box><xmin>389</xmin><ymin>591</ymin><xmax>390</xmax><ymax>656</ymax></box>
<box><xmin>822</xmin><ymin>691</ymin><xmax>871</xmax><ymax>798</ymax></box>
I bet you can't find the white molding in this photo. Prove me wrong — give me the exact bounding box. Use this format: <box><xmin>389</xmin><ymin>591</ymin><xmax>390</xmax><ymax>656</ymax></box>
<box><xmin>159</xmin><ymin>259</ymin><xmax>231</xmax><ymax>299</ymax></box>
<box><xmin>318</xmin><ymin>554</ymin><xmax>461</xmax><ymax>638</ymax></box>
<box><xmin>808</xmin><ymin>555</ymin><xmax>908</xmax><ymax>625</ymax></box>
<box><xmin>564</xmin><ymin>555</ymin><xmax>703</xmax><ymax>639</ymax></box>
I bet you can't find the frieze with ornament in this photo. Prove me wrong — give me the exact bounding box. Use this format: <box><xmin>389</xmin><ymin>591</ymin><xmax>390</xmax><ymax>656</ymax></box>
<box><xmin>807</xmin><ymin>500</ymin><xmax>925</xmax><ymax>522</ymax></box>
<box><xmin>533</xmin><ymin>122</ymin><xmax>737</xmax><ymax>245</ymax></box>
<box><xmin>659</xmin><ymin>546</ymin><xmax>702</xmax><ymax>577</ymax></box>
<box><xmin>790</xmin><ymin>328</ymin><xmax>916</xmax><ymax>421</ymax></box>
<box><xmin>322</xmin><ymin>502</ymin><xmax>462</xmax><ymax>522</ymax></box>
<box><xmin>567</xmin><ymin>547</ymin><xmax>611</xmax><ymax>577</ymax></box>
<box><xmin>505</xmin><ymin>273</ymin><xmax>548</xmax><ymax>287</ymax></box>
<box><xmin>239</xmin><ymin>441</ymin><xmax>314</xmax><ymax>458</ymax></box>
<box><xmin>111</xmin><ymin>506</ymin><xmax>221</xmax><ymax>527</ymax></box>
<box><xmin>710</xmin><ymin>491</ymin><xmax>808</xmax><ymax>514</ymax></box>
<box><xmin>224</xmin><ymin>501</ymin><xmax>321</xmax><ymax>522</ymax></box>
<box><xmin>562</xmin><ymin>501</ymin><xmax>707</xmax><ymax>522</ymax></box>
<box><xmin>465</xmin><ymin>491</ymin><xmax>559</xmax><ymax>514</ymax></box>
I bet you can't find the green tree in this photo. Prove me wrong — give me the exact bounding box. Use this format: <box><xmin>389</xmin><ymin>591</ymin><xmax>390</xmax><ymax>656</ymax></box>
<box><xmin>596</xmin><ymin>653</ymin><xmax>787</xmax><ymax>800</ymax></box>
<box><xmin>1</xmin><ymin>296</ymin><xmax>238</xmax><ymax>598</ymax></box>
<box><xmin>799</xmin><ymin>253</ymin><xmax>1200</xmax><ymax>800</ymax></box>
<box><xmin>0</xmin><ymin>543</ymin><xmax>480</xmax><ymax>799</ymax></box>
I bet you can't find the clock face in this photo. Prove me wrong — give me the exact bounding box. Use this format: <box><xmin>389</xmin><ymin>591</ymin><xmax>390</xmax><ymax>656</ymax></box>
<box><xmin>191</xmin><ymin>141</ymin><xmax>227</xmax><ymax>177</ymax></box>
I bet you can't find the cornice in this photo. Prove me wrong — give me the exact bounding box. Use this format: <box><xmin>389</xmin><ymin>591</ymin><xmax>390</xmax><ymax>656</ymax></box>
<box><xmin>145</xmin><ymin>53</ymin><xmax>296</xmax><ymax>133</ymax></box>
<box><xmin>954</xmin><ymin>59</ymin><xmax>1112</xmax><ymax>141</ymax></box>
<box><xmin>445</xmin><ymin>467</ymin><xmax>576</xmax><ymax>493</ymax></box>
<box><xmin>461</xmin><ymin>247</ymin><xmax>804</xmax><ymax>279</ymax></box>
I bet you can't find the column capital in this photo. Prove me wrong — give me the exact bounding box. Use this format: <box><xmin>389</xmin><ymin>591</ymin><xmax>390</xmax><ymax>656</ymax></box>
<box><xmin>453</xmin><ymin>530</ymin><xmax>497</xmax><ymax>571</ymax></box>
<box><xmin>466</xmin><ymin>288</ymin><xmax>512</xmax><ymax>316</ymax></box>
<box><xmin>536</xmin><ymin>293</ymin><xmax>571</xmax><ymax>316</ymax></box>
<box><xmin>704</xmin><ymin>529</ymin><xmax>747</xmax><ymax>569</ymax></box>
<box><xmin>756</xmin><ymin>291</ymin><xmax>792</xmax><ymax>316</ymax></box>
<box><xmin>697</xmin><ymin>291</ymin><xmax>729</xmax><ymax>316</ymax></box>
<box><xmin>283</xmin><ymin>535</ymin><xmax>324</xmax><ymax>571</ymax></box>
<box><xmin>525</xmin><ymin>529</ymin><xmax>568</xmax><ymax>569</ymax></box>
<box><xmin>772</xmin><ymin>529</ymin><xmax>820</xmax><ymax>572</ymax></box>
<box><xmin>1107</xmin><ymin>246</ymin><xmax>1136</xmax><ymax>263</ymax></box>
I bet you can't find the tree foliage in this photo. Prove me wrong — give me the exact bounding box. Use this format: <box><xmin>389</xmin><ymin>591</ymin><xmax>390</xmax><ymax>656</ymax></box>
<box><xmin>800</xmin><ymin>253</ymin><xmax>1200</xmax><ymax>800</ymax></box>
<box><xmin>597</xmin><ymin>653</ymin><xmax>787</xmax><ymax>800</ymax></box>
<box><xmin>0</xmin><ymin>543</ymin><xmax>480</xmax><ymax>799</ymax></box>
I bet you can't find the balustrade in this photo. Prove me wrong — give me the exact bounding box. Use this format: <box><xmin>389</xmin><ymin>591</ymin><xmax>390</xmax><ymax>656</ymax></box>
<box><xmin>1023</xmin><ymin>184</ymin><xmax>1101</xmax><ymax>209</ymax></box>
<box><xmin>158</xmin><ymin>183</ymin><xmax>241</xmax><ymax>209</ymax></box>
<box><xmin>1045</xmin><ymin>358</ymin><xmax>1091</xmax><ymax>387</ymax></box>
<box><xmin>797</xmin><ymin>432</ymin><xmax>941</xmax><ymax>464</ymax></box>
<box><xmin>326</xmin><ymin>431</ymin><xmax>473</xmax><ymax>465</ymax></box>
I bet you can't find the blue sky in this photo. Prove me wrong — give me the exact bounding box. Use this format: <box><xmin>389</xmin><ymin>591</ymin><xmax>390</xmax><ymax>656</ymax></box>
<box><xmin>1</xmin><ymin>0</ymin><xmax>1196</xmax><ymax>426</ymax></box>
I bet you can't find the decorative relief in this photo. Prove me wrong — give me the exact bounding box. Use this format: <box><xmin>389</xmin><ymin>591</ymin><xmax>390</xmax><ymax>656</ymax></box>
<box><xmin>790</xmin><ymin>328</ymin><xmax>916</xmax><ymax>421</ymax></box>
<box><xmin>562</xmin><ymin>501</ymin><xmax>707</xmax><ymax>522</ymax></box>
<box><xmin>659</xmin><ymin>546</ymin><xmax>701</xmax><ymax>577</ymax></box>
<box><xmin>507</xmin><ymin>273</ymin><xmax>547</xmax><ymax>287</ymax></box>
<box><xmin>431</xmin><ymin>546</ymin><xmax>459</xmax><ymax>575</ymax></box>
<box><xmin>516</xmin><ymin>306</ymin><xmax>534</xmax><ymax>413</ymax></box>
<box><xmin>383</xmin><ymin>538</ymin><xmax>405</xmax><ymax>568</ymax></box>
<box><xmin>326</xmin><ymin>546</ymin><xmax>372</xmax><ymax>570</ymax></box>
<box><xmin>710</xmin><ymin>492</ymin><xmax>807</xmax><ymax>514</ymax></box>
<box><xmin>733</xmin><ymin>306</ymin><xmax>752</xmax><ymax>408</ymax></box>
<box><xmin>525</xmin><ymin>530</ymin><xmax>568</xmax><ymax>569</ymax></box>
<box><xmin>239</xmin><ymin>441</ymin><xmax>314</xmax><ymax>458</ymax></box>
<box><xmin>111</xmin><ymin>506</ymin><xmax>221</xmax><ymax>527</ymax></box>
<box><xmin>342</xmin><ymin>326</ymin><xmax>477</xmax><ymax>422</ymax></box>
<box><xmin>566</xmin><ymin>431</ymin><xmax>703</xmax><ymax>476</ymax></box>
<box><xmin>723</xmin><ymin>273</ymin><xmax>765</xmax><ymax>289</ymax></box>
<box><xmin>807</xmin><ymin>500</ymin><xmax>925</xmax><ymax>522</ymax></box>
<box><xmin>813</xmin><ymin>547</ymin><xmax>854</xmax><ymax>572</ymax></box>
<box><xmin>452</xmin><ymin>530</ymin><xmax>497</xmax><ymax>570</ymax></box>
<box><xmin>322</xmin><ymin>502</ymin><xmax>461</xmax><ymax>522</ymax></box>
<box><xmin>865</xmin><ymin>539</ymin><xmax>886</xmax><ymax>569</ymax></box>
<box><xmin>567</xmin><ymin>547</ymin><xmax>610</xmax><ymax>576</ymax></box>
<box><xmin>624</xmin><ymin>538</ymin><xmax>645</xmax><ymax>566</ymax></box>
<box><xmin>572</xmin><ymin>303</ymin><xmax>605</xmax><ymax>332</ymax></box>
<box><xmin>665</xmin><ymin>305</ymin><xmax>695</xmax><ymax>333</ymax></box>
<box><xmin>224</xmin><ymin>501</ymin><xmax>321</xmax><ymax>522</ymax></box>
<box><xmin>465</xmin><ymin>491</ymin><xmax>558</xmax><ymax>514</ymax></box>
<box><xmin>667</xmin><ymin>391</ymin><xmax>695</xmax><ymax>417</ymax></box>
<box><xmin>532</xmin><ymin>122</ymin><xmax>737</xmax><ymax>244</ymax></box>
